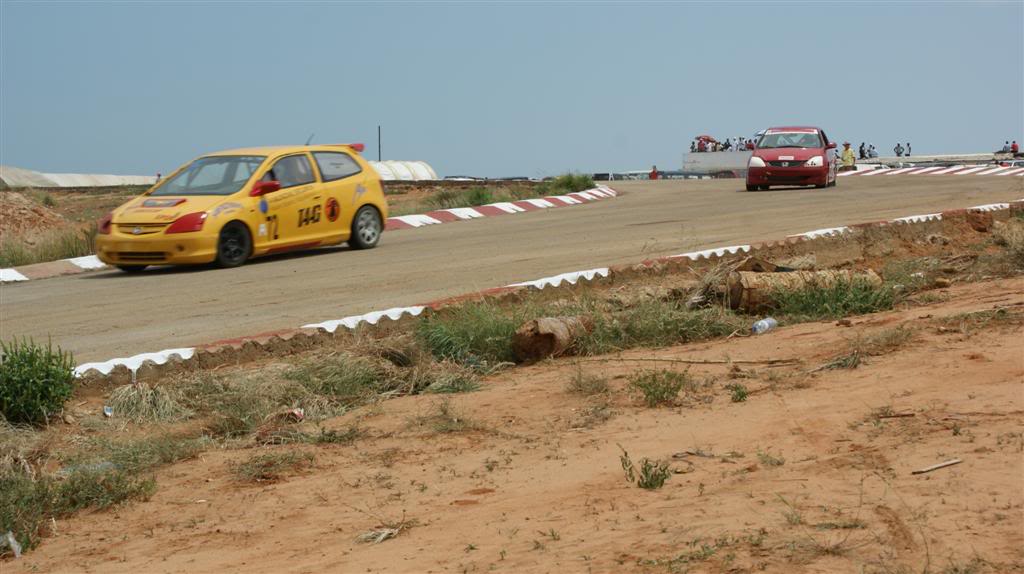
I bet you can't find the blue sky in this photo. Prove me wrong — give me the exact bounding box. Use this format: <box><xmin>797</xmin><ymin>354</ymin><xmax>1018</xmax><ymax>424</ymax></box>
<box><xmin>2</xmin><ymin>1</ymin><xmax>1021</xmax><ymax>177</ymax></box>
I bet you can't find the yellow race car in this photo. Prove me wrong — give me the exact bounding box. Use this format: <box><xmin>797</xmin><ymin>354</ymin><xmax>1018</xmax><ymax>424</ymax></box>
<box><xmin>95</xmin><ymin>144</ymin><xmax>388</xmax><ymax>272</ymax></box>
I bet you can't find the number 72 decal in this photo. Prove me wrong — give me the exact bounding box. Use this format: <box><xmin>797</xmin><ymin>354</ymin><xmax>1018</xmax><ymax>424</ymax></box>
<box><xmin>297</xmin><ymin>205</ymin><xmax>321</xmax><ymax>227</ymax></box>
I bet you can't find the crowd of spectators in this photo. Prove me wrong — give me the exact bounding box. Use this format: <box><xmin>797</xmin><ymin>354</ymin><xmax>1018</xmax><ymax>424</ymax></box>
<box><xmin>690</xmin><ymin>137</ymin><xmax>756</xmax><ymax>153</ymax></box>
<box><xmin>856</xmin><ymin>143</ymin><xmax>879</xmax><ymax>159</ymax></box>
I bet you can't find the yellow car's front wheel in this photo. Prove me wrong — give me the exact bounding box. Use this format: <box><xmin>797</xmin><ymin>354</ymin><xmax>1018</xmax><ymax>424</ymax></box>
<box><xmin>216</xmin><ymin>222</ymin><xmax>252</xmax><ymax>268</ymax></box>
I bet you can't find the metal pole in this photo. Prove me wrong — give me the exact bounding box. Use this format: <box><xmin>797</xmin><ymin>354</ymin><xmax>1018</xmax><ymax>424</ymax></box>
<box><xmin>378</xmin><ymin>125</ymin><xmax>382</xmax><ymax>161</ymax></box>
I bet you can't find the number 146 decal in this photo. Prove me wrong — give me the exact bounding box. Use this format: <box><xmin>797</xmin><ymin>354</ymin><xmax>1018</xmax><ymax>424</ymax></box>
<box><xmin>297</xmin><ymin>205</ymin><xmax>321</xmax><ymax>227</ymax></box>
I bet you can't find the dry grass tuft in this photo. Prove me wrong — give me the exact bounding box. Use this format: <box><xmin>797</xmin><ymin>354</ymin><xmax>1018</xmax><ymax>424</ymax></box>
<box><xmin>108</xmin><ymin>383</ymin><xmax>193</xmax><ymax>422</ymax></box>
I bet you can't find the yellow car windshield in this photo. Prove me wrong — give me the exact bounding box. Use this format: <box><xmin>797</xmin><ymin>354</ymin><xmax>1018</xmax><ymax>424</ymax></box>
<box><xmin>151</xmin><ymin>155</ymin><xmax>266</xmax><ymax>196</ymax></box>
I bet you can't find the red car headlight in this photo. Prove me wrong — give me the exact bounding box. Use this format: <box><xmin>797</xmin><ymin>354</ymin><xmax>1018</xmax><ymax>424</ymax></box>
<box><xmin>166</xmin><ymin>212</ymin><xmax>208</xmax><ymax>234</ymax></box>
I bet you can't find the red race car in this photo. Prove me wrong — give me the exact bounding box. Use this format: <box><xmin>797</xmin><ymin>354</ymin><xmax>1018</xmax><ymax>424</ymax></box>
<box><xmin>746</xmin><ymin>126</ymin><xmax>838</xmax><ymax>191</ymax></box>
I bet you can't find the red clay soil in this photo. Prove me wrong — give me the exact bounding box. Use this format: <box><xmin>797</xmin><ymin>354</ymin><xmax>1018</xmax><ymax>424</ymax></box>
<box><xmin>9</xmin><ymin>279</ymin><xmax>1024</xmax><ymax>574</ymax></box>
<box><xmin>0</xmin><ymin>191</ymin><xmax>67</xmax><ymax>241</ymax></box>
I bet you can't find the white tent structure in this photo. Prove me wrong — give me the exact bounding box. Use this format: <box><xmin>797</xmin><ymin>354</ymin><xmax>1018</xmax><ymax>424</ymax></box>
<box><xmin>369</xmin><ymin>160</ymin><xmax>438</xmax><ymax>181</ymax></box>
<box><xmin>1</xmin><ymin>165</ymin><xmax>156</xmax><ymax>188</ymax></box>
<box><xmin>2</xmin><ymin>160</ymin><xmax>439</xmax><ymax>188</ymax></box>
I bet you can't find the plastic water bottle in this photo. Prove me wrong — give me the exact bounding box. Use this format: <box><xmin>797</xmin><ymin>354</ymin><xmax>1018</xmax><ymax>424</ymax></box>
<box><xmin>751</xmin><ymin>317</ymin><xmax>778</xmax><ymax>335</ymax></box>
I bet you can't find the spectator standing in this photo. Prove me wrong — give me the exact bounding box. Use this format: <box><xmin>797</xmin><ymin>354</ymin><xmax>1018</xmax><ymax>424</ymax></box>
<box><xmin>698</xmin><ymin>139</ymin><xmax>706</xmax><ymax>152</ymax></box>
<box><xmin>841</xmin><ymin>142</ymin><xmax>856</xmax><ymax>171</ymax></box>
<box><xmin>894</xmin><ymin>143</ymin><xmax>905</xmax><ymax>157</ymax></box>
<box><xmin>905</xmin><ymin>142</ymin><xmax>911</xmax><ymax>157</ymax></box>
<box><xmin>690</xmin><ymin>141</ymin><xmax>696</xmax><ymax>153</ymax></box>
<box><xmin>858</xmin><ymin>142</ymin><xmax>866</xmax><ymax>160</ymax></box>
<box><xmin>1012</xmin><ymin>141</ymin><xmax>1020</xmax><ymax>154</ymax></box>
<box><xmin>649</xmin><ymin>165</ymin><xmax>659</xmax><ymax>180</ymax></box>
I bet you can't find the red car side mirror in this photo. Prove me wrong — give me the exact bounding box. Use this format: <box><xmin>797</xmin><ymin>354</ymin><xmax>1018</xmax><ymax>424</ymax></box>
<box><xmin>250</xmin><ymin>180</ymin><xmax>281</xmax><ymax>197</ymax></box>
<box><xmin>826</xmin><ymin>142</ymin><xmax>837</xmax><ymax>150</ymax></box>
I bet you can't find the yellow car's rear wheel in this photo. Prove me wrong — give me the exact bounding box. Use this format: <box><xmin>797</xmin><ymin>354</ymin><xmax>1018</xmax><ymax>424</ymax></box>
<box><xmin>216</xmin><ymin>222</ymin><xmax>252</xmax><ymax>268</ymax></box>
<box><xmin>117</xmin><ymin>265</ymin><xmax>147</xmax><ymax>273</ymax></box>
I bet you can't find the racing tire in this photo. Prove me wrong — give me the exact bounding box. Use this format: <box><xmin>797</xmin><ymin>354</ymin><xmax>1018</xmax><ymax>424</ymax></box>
<box><xmin>215</xmin><ymin>222</ymin><xmax>252</xmax><ymax>268</ymax></box>
<box><xmin>745</xmin><ymin>184</ymin><xmax>757</xmax><ymax>192</ymax></box>
<box><xmin>759</xmin><ymin>185</ymin><xmax>770</xmax><ymax>191</ymax></box>
<box><xmin>348</xmin><ymin>205</ymin><xmax>382</xmax><ymax>250</ymax></box>
<box><xmin>117</xmin><ymin>265</ymin><xmax>147</xmax><ymax>273</ymax></box>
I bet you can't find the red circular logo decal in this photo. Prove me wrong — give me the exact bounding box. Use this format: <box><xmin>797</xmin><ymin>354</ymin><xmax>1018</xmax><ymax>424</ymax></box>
<box><xmin>325</xmin><ymin>197</ymin><xmax>340</xmax><ymax>222</ymax></box>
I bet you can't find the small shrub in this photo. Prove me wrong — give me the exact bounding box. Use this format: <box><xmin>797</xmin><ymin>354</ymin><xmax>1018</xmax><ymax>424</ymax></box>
<box><xmin>580</xmin><ymin>303</ymin><xmax>746</xmax><ymax>355</ymax></box>
<box><xmin>187</xmin><ymin>379</ymin><xmax>276</xmax><ymax>438</ymax></box>
<box><xmin>537</xmin><ymin>173</ymin><xmax>594</xmax><ymax>196</ymax></box>
<box><xmin>783</xmin><ymin>508</ymin><xmax>804</xmax><ymax>525</ymax></box>
<box><xmin>636</xmin><ymin>458</ymin><xmax>672</xmax><ymax>489</ymax></box>
<box><xmin>425</xmin><ymin>188</ymin><xmax>462</xmax><ymax>210</ymax></box>
<box><xmin>0</xmin><ymin>339</ymin><xmax>75</xmax><ymax>425</ymax></box>
<box><xmin>566</xmin><ymin>369</ymin><xmax>609</xmax><ymax>396</ymax></box>
<box><xmin>424</xmin><ymin>371</ymin><xmax>480</xmax><ymax>394</ymax></box>
<box><xmin>463</xmin><ymin>187</ymin><xmax>493</xmax><ymax>206</ymax></box>
<box><xmin>627</xmin><ymin>370</ymin><xmax>687</xmax><ymax>407</ymax></box>
<box><xmin>313</xmin><ymin>425</ymin><xmax>363</xmax><ymax>444</ymax></box>
<box><xmin>231</xmin><ymin>451</ymin><xmax>314</xmax><ymax>483</ymax></box>
<box><xmin>571</xmin><ymin>401</ymin><xmax>614</xmax><ymax>428</ymax></box>
<box><xmin>285</xmin><ymin>355</ymin><xmax>382</xmax><ymax>406</ymax></box>
<box><xmin>941</xmin><ymin>557</ymin><xmax>989</xmax><ymax>574</ymax></box>
<box><xmin>858</xmin><ymin>326</ymin><xmax>915</xmax><ymax>355</ymax></box>
<box><xmin>814</xmin><ymin>520</ymin><xmax>866</xmax><ymax>530</ymax></box>
<box><xmin>938</xmin><ymin>308</ymin><xmax>1023</xmax><ymax>336</ymax></box>
<box><xmin>821</xmin><ymin>351</ymin><xmax>862</xmax><ymax>370</ymax></box>
<box><xmin>726</xmin><ymin>382</ymin><xmax>748</xmax><ymax>402</ymax></box>
<box><xmin>619</xmin><ymin>447</ymin><xmax>670</xmax><ymax>490</ymax></box>
<box><xmin>409</xmin><ymin>398</ymin><xmax>479</xmax><ymax>434</ymax></box>
<box><xmin>0</xmin><ymin>470</ymin><xmax>55</xmax><ymax>552</ymax></box>
<box><xmin>882</xmin><ymin>258</ymin><xmax>940</xmax><ymax>293</ymax></box>
<box><xmin>416</xmin><ymin>302</ymin><xmax>523</xmax><ymax>368</ymax></box>
<box><xmin>770</xmin><ymin>279</ymin><xmax>897</xmax><ymax>321</ymax></box>
<box><xmin>757</xmin><ymin>449</ymin><xmax>785</xmax><ymax>467</ymax></box>
<box><xmin>820</xmin><ymin>326</ymin><xmax>915</xmax><ymax>370</ymax></box>
<box><xmin>56</xmin><ymin>466</ymin><xmax>156</xmax><ymax>512</ymax></box>
<box><xmin>1</xmin><ymin>464</ymin><xmax>155</xmax><ymax>552</ymax></box>
<box><xmin>0</xmin><ymin>421</ymin><xmax>43</xmax><ymax>475</ymax></box>
<box><xmin>99</xmin><ymin>435</ymin><xmax>209</xmax><ymax>473</ymax></box>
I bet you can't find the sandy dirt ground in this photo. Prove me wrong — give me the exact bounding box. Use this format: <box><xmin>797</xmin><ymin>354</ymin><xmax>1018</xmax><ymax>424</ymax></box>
<box><xmin>10</xmin><ymin>278</ymin><xmax>1023</xmax><ymax>574</ymax></box>
<box><xmin>2</xmin><ymin>175</ymin><xmax>1021</xmax><ymax>362</ymax></box>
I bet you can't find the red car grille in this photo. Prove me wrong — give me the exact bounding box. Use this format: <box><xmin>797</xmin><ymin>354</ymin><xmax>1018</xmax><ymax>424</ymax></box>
<box><xmin>767</xmin><ymin>160</ymin><xmax>806</xmax><ymax>167</ymax></box>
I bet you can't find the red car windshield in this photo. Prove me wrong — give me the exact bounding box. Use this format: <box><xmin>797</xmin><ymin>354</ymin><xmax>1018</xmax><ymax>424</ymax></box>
<box><xmin>757</xmin><ymin>132</ymin><xmax>822</xmax><ymax>149</ymax></box>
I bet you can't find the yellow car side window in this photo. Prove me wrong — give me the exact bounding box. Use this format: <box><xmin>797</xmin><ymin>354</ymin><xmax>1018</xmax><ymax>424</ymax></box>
<box><xmin>264</xmin><ymin>155</ymin><xmax>316</xmax><ymax>188</ymax></box>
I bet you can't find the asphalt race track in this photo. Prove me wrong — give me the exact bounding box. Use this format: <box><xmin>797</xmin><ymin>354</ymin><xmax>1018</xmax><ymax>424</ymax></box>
<box><xmin>2</xmin><ymin>175</ymin><xmax>1021</xmax><ymax>362</ymax></box>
